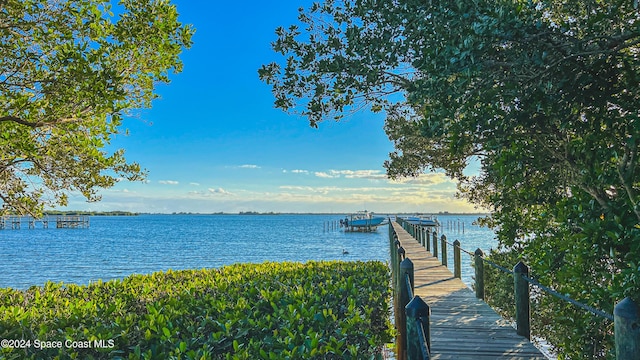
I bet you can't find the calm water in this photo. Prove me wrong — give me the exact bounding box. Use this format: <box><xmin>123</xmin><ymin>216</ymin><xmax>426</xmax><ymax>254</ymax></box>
<box><xmin>0</xmin><ymin>214</ymin><xmax>496</xmax><ymax>290</ymax></box>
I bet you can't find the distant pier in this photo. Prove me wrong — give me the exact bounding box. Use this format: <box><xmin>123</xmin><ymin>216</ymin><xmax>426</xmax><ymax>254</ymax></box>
<box><xmin>0</xmin><ymin>216</ymin><xmax>89</xmax><ymax>229</ymax></box>
<box><xmin>55</xmin><ymin>216</ymin><xmax>89</xmax><ymax>228</ymax></box>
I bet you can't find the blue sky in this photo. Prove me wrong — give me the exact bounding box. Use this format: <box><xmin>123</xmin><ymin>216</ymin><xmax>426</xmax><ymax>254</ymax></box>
<box><xmin>66</xmin><ymin>0</ymin><xmax>481</xmax><ymax>214</ymax></box>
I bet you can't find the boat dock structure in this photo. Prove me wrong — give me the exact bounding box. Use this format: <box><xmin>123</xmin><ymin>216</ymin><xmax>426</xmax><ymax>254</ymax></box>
<box><xmin>0</xmin><ymin>216</ymin><xmax>89</xmax><ymax>230</ymax></box>
<box><xmin>389</xmin><ymin>220</ymin><xmax>547</xmax><ymax>359</ymax></box>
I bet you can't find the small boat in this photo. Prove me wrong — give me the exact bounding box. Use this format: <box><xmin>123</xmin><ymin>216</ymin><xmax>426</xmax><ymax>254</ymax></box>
<box><xmin>341</xmin><ymin>211</ymin><xmax>386</xmax><ymax>232</ymax></box>
<box><xmin>405</xmin><ymin>216</ymin><xmax>439</xmax><ymax>227</ymax></box>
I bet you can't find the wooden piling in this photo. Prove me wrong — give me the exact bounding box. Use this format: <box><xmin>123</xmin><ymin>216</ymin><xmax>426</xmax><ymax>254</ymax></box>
<box><xmin>398</xmin><ymin>258</ymin><xmax>414</xmax><ymax>360</ymax></box>
<box><xmin>425</xmin><ymin>229</ymin><xmax>431</xmax><ymax>252</ymax></box>
<box><xmin>441</xmin><ymin>235</ymin><xmax>447</xmax><ymax>267</ymax></box>
<box><xmin>432</xmin><ymin>231</ymin><xmax>438</xmax><ymax>258</ymax></box>
<box><xmin>406</xmin><ymin>296</ymin><xmax>431</xmax><ymax>359</ymax></box>
<box><xmin>474</xmin><ymin>248</ymin><xmax>485</xmax><ymax>300</ymax></box>
<box><xmin>453</xmin><ymin>240</ymin><xmax>461</xmax><ymax>279</ymax></box>
<box><xmin>614</xmin><ymin>297</ymin><xmax>640</xmax><ymax>359</ymax></box>
<box><xmin>514</xmin><ymin>261</ymin><xmax>531</xmax><ymax>340</ymax></box>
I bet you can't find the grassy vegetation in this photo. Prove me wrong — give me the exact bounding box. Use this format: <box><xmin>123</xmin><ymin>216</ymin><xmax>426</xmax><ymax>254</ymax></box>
<box><xmin>0</xmin><ymin>261</ymin><xmax>392</xmax><ymax>359</ymax></box>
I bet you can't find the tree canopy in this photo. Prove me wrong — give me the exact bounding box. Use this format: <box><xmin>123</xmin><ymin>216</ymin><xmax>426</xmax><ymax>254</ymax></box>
<box><xmin>260</xmin><ymin>0</ymin><xmax>640</xmax><ymax>357</ymax></box>
<box><xmin>0</xmin><ymin>0</ymin><xmax>193</xmax><ymax>216</ymax></box>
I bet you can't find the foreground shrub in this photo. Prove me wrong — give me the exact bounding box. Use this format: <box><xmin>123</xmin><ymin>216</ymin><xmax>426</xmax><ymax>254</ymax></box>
<box><xmin>0</xmin><ymin>261</ymin><xmax>392</xmax><ymax>359</ymax></box>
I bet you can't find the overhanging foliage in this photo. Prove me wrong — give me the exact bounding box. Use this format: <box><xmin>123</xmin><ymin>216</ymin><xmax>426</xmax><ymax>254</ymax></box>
<box><xmin>0</xmin><ymin>0</ymin><xmax>193</xmax><ymax>216</ymax></box>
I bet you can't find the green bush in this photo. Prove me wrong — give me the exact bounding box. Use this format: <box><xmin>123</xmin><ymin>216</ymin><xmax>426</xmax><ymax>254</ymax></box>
<box><xmin>0</xmin><ymin>261</ymin><xmax>392</xmax><ymax>359</ymax></box>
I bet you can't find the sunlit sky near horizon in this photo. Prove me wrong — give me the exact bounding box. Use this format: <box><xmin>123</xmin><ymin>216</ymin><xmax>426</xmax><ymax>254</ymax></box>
<box><xmin>62</xmin><ymin>0</ymin><xmax>482</xmax><ymax>214</ymax></box>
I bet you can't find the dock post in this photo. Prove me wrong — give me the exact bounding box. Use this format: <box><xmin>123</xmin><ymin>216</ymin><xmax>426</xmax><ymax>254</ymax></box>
<box><xmin>514</xmin><ymin>261</ymin><xmax>531</xmax><ymax>340</ymax></box>
<box><xmin>392</xmin><ymin>243</ymin><xmax>400</xmax><ymax>287</ymax></box>
<box><xmin>425</xmin><ymin>229</ymin><xmax>431</xmax><ymax>252</ymax></box>
<box><xmin>406</xmin><ymin>296</ymin><xmax>431</xmax><ymax>359</ymax></box>
<box><xmin>400</xmin><ymin>258</ymin><xmax>414</xmax><ymax>301</ymax></box>
<box><xmin>390</xmin><ymin>235</ymin><xmax>397</xmax><ymax>271</ymax></box>
<box><xmin>441</xmin><ymin>235</ymin><xmax>447</xmax><ymax>266</ymax></box>
<box><xmin>399</xmin><ymin>258</ymin><xmax>414</xmax><ymax>360</ymax></box>
<box><xmin>614</xmin><ymin>297</ymin><xmax>640</xmax><ymax>359</ymax></box>
<box><xmin>432</xmin><ymin>231</ymin><xmax>438</xmax><ymax>258</ymax></box>
<box><xmin>393</xmin><ymin>238</ymin><xmax>400</xmax><ymax>268</ymax></box>
<box><xmin>474</xmin><ymin>248</ymin><xmax>485</xmax><ymax>300</ymax></box>
<box><xmin>453</xmin><ymin>240</ymin><xmax>461</xmax><ymax>279</ymax></box>
<box><xmin>423</xmin><ymin>228</ymin><xmax>427</xmax><ymax>247</ymax></box>
<box><xmin>395</xmin><ymin>247</ymin><xmax>406</xmax><ymax>303</ymax></box>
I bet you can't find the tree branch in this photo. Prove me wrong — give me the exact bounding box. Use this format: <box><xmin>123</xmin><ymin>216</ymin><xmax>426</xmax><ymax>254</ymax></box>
<box><xmin>0</xmin><ymin>115</ymin><xmax>39</xmax><ymax>128</ymax></box>
<box><xmin>382</xmin><ymin>71</ymin><xmax>413</xmax><ymax>90</ymax></box>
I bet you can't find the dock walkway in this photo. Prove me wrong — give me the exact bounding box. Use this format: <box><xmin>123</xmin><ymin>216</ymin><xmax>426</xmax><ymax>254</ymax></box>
<box><xmin>391</xmin><ymin>222</ymin><xmax>547</xmax><ymax>359</ymax></box>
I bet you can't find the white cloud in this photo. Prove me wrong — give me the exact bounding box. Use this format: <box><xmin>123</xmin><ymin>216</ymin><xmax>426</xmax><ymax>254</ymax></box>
<box><xmin>72</xmin><ymin>166</ymin><xmax>481</xmax><ymax>214</ymax></box>
<box><xmin>313</xmin><ymin>169</ymin><xmax>387</xmax><ymax>180</ymax></box>
<box><xmin>389</xmin><ymin>173</ymin><xmax>450</xmax><ymax>185</ymax></box>
<box><xmin>238</xmin><ymin>164</ymin><xmax>260</xmax><ymax>169</ymax></box>
<box><xmin>341</xmin><ymin>170</ymin><xmax>387</xmax><ymax>180</ymax></box>
<box><xmin>314</xmin><ymin>171</ymin><xmax>339</xmax><ymax>178</ymax></box>
<box><xmin>158</xmin><ymin>180</ymin><xmax>179</xmax><ymax>185</ymax></box>
<box><xmin>185</xmin><ymin>187</ymin><xmax>235</xmax><ymax>197</ymax></box>
<box><xmin>73</xmin><ymin>178</ymin><xmax>483</xmax><ymax>213</ymax></box>
<box><xmin>208</xmin><ymin>187</ymin><xmax>232</xmax><ymax>195</ymax></box>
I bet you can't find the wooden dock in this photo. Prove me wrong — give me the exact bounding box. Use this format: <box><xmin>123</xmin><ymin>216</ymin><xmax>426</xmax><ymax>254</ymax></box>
<box><xmin>0</xmin><ymin>216</ymin><xmax>88</xmax><ymax>229</ymax></box>
<box><xmin>55</xmin><ymin>216</ymin><xmax>89</xmax><ymax>228</ymax></box>
<box><xmin>391</xmin><ymin>221</ymin><xmax>547</xmax><ymax>359</ymax></box>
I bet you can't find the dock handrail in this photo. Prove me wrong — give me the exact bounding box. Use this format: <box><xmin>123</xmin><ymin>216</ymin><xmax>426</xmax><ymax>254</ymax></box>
<box><xmin>390</xmin><ymin>220</ymin><xmax>430</xmax><ymax>360</ymax></box>
<box><xmin>395</xmin><ymin>217</ymin><xmax>639</xmax><ymax>359</ymax></box>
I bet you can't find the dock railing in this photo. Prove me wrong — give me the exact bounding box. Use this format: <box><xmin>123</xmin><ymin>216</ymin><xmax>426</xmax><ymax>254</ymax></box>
<box><xmin>389</xmin><ymin>221</ymin><xmax>431</xmax><ymax>360</ymax></box>
<box><xmin>391</xmin><ymin>218</ymin><xmax>640</xmax><ymax>360</ymax></box>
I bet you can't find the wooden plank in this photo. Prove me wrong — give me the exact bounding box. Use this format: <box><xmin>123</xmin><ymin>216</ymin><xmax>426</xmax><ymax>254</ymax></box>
<box><xmin>391</xmin><ymin>222</ymin><xmax>547</xmax><ymax>359</ymax></box>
